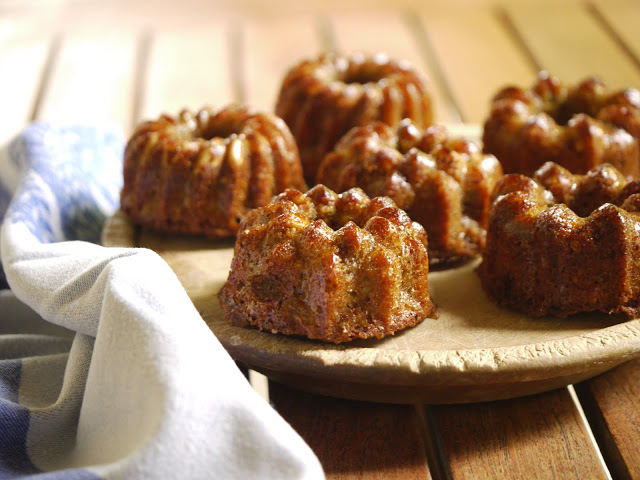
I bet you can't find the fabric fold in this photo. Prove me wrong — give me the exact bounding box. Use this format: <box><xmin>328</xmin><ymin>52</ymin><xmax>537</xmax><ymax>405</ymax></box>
<box><xmin>0</xmin><ymin>123</ymin><xmax>324</xmax><ymax>479</ymax></box>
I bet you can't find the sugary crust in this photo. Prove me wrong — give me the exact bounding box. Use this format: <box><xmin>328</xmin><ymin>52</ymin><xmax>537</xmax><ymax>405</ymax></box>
<box><xmin>483</xmin><ymin>71</ymin><xmax>640</xmax><ymax>178</ymax></box>
<box><xmin>316</xmin><ymin>120</ymin><xmax>503</xmax><ymax>265</ymax></box>
<box><xmin>218</xmin><ymin>185</ymin><xmax>438</xmax><ymax>343</ymax></box>
<box><xmin>121</xmin><ymin>105</ymin><xmax>307</xmax><ymax>238</ymax></box>
<box><xmin>275</xmin><ymin>52</ymin><xmax>434</xmax><ymax>184</ymax></box>
<box><xmin>479</xmin><ymin>161</ymin><xmax>640</xmax><ymax>318</ymax></box>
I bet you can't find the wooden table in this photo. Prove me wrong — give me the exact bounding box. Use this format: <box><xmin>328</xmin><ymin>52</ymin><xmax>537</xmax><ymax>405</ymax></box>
<box><xmin>4</xmin><ymin>0</ymin><xmax>640</xmax><ymax>477</ymax></box>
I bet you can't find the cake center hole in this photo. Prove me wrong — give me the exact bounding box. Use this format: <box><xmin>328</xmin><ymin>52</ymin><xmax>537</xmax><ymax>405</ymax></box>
<box><xmin>343</xmin><ymin>67</ymin><xmax>386</xmax><ymax>85</ymax></box>
<box><xmin>197</xmin><ymin>123</ymin><xmax>242</xmax><ymax>140</ymax></box>
<box><xmin>548</xmin><ymin>105</ymin><xmax>581</xmax><ymax>126</ymax></box>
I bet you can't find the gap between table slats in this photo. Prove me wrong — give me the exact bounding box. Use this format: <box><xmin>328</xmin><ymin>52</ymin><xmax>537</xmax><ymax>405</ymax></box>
<box><xmin>587</xmin><ymin>2</ymin><xmax>640</xmax><ymax>73</ymax></box>
<box><xmin>325</xmin><ymin>10</ymin><xmax>461</xmax><ymax>124</ymax></box>
<box><xmin>502</xmin><ymin>1</ymin><xmax>640</xmax><ymax>87</ymax></box>
<box><xmin>0</xmin><ymin>29</ymin><xmax>58</xmax><ymax>144</ymax></box>
<box><xmin>28</xmin><ymin>33</ymin><xmax>62</xmax><ymax>123</ymax></box>
<box><xmin>417</xmin><ymin>387</ymin><xmax>610</xmax><ymax>480</ymax></box>
<box><xmin>567</xmin><ymin>385</ymin><xmax>612</xmax><ymax>480</ymax></box>
<box><xmin>574</xmin><ymin>359</ymin><xmax>640</xmax><ymax>479</ymax></box>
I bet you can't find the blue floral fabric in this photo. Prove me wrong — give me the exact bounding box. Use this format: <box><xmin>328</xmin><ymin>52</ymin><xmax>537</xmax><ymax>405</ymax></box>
<box><xmin>1</xmin><ymin>124</ymin><xmax>123</xmax><ymax>244</ymax></box>
<box><xmin>0</xmin><ymin>124</ymin><xmax>123</xmax><ymax>478</ymax></box>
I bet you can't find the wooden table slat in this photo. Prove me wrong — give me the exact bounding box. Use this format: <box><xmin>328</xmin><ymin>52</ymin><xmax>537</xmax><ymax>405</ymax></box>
<box><xmin>242</xmin><ymin>15</ymin><xmax>325</xmax><ymax>111</ymax></box>
<box><xmin>0</xmin><ymin>30</ymin><xmax>51</xmax><ymax>144</ymax></box>
<box><xmin>574</xmin><ymin>358</ymin><xmax>640</xmax><ymax>480</ymax></box>
<box><xmin>37</xmin><ymin>28</ymin><xmax>137</xmax><ymax>132</ymax></box>
<box><xmin>139</xmin><ymin>24</ymin><xmax>235</xmax><ymax>122</ymax></box>
<box><xmin>503</xmin><ymin>2</ymin><xmax>640</xmax><ymax>88</ymax></box>
<box><xmin>416</xmin><ymin>5</ymin><xmax>536</xmax><ymax>124</ymax></box>
<box><xmin>270</xmin><ymin>382</ymin><xmax>432</xmax><ymax>480</ymax></box>
<box><xmin>590</xmin><ymin>0</ymin><xmax>640</xmax><ymax>71</ymax></box>
<box><xmin>424</xmin><ymin>388</ymin><xmax>608</xmax><ymax>479</ymax></box>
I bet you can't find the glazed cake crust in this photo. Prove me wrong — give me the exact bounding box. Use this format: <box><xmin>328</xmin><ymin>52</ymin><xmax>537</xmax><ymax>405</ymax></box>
<box><xmin>479</xmin><ymin>161</ymin><xmax>640</xmax><ymax>318</ymax></box>
<box><xmin>275</xmin><ymin>51</ymin><xmax>434</xmax><ymax>184</ymax></box>
<box><xmin>218</xmin><ymin>185</ymin><xmax>437</xmax><ymax>343</ymax></box>
<box><xmin>121</xmin><ymin>104</ymin><xmax>307</xmax><ymax>238</ymax></box>
<box><xmin>317</xmin><ymin>120</ymin><xmax>503</xmax><ymax>265</ymax></box>
<box><xmin>483</xmin><ymin>71</ymin><xmax>640</xmax><ymax>178</ymax></box>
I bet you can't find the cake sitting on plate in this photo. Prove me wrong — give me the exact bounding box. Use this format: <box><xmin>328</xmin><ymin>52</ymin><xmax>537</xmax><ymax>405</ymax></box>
<box><xmin>479</xmin><ymin>161</ymin><xmax>640</xmax><ymax>318</ymax></box>
<box><xmin>218</xmin><ymin>185</ymin><xmax>438</xmax><ymax>343</ymax></box>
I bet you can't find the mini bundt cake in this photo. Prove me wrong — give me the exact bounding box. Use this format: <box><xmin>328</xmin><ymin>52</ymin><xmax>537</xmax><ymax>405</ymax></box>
<box><xmin>316</xmin><ymin>120</ymin><xmax>503</xmax><ymax>266</ymax></box>
<box><xmin>479</xmin><ymin>161</ymin><xmax>640</xmax><ymax>318</ymax></box>
<box><xmin>275</xmin><ymin>51</ymin><xmax>434</xmax><ymax>184</ymax></box>
<box><xmin>218</xmin><ymin>185</ymin><xmax>437</xmax><ymax>343</ymax></box>
<box><xmin>121</xmin><ymin>104</ymin><xmax>307</xmax><ymax>238</ymax></box>
<box><xmin>483</xmin><ymin>71</ymin><xmax>640</xmax><ymax>178</ymax></box>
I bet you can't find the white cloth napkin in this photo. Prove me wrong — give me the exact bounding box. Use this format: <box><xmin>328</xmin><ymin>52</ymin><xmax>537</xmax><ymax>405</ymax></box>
<box><xmin>0</xmin><ymin>123</ymin><xmax>324</xmax><ymax>479</ymax></box>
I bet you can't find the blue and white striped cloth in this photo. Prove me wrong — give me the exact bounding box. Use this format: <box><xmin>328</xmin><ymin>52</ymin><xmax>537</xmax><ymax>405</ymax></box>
<box><xmin>0</xmin><ymin>124</ymin><xmax>323</xmax><ymax>479</ymax></box>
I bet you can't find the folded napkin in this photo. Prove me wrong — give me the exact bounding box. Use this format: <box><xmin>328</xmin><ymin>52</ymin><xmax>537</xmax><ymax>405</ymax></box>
<box><xmin>0</xmin><ymin>124</ymin><xmax>324</xmax><ymax>479</ymax></box>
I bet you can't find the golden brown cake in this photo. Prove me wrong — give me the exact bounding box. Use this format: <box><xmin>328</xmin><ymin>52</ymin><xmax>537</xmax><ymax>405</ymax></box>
<box><xmin>275</xmin><ymin>51</ymin><xmax>434</xmax><ymax>184</ymax></box>
<box><xmin>479</xmin><ymin>161</ymin><xmax>640</xmax><ymax>318</ymax></box>
<box><xmin>316</xmin><ymin>120</ymin><xmax>503</xmax><ymax>266</ymax></box>
<box><xmin>121</xmin><ymin>104</ymin><xmax>307</xmax><ymax>238</ymax></box>
<box><xmin>483</xmin><ymin>71</ymin><xmax>640</xmax><ymax>178</ymax></box>
<box><xmin>218</xmin><ymin>185</ymin><xmax>437</xmax><ymax>343</ymax></box>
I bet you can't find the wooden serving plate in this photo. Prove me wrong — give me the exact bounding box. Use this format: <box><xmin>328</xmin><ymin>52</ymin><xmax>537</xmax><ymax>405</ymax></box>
<box><xmin>102</xmin><ymin>209</ymin><xmax>640</xmax><ymax>404</ymax></box>
<box><xmin>102</xmin><ymin>124</ymin><xmax>640</xmax><ymax>404</ymax></box>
